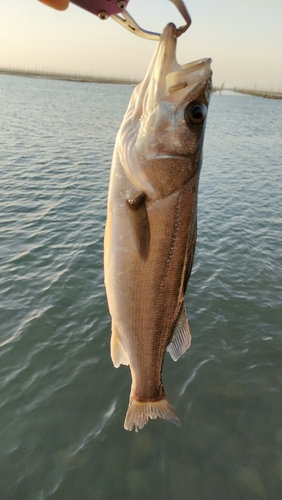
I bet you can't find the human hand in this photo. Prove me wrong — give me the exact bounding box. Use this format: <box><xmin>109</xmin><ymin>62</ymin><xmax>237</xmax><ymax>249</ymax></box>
<box><xmin>38</xmin><ymin>0</ymin><xmax>69</xmax><ymax>10</ymax></box>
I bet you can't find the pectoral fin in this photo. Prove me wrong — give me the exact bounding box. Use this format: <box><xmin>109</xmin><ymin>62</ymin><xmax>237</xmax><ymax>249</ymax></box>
<box><xmin>110</xmin><ymin>325</ymin><xmax>129</xmax><ymax>368</ymax></box>
<box><xmin>126</xmin><ymin>193</ymin><xmax>150</xmax><ymax>262</ymax></box>
<box><xmin>167</xmin><ymin>305</ymin><xmax>191</xmax><ymax>361</ymax></box>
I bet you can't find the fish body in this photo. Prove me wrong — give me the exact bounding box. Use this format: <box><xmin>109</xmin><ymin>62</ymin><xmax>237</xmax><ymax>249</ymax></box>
<box><xmin>104</xmin><ymin>23</ymin><xmax>212</xmax><ymax>431</ymax></box>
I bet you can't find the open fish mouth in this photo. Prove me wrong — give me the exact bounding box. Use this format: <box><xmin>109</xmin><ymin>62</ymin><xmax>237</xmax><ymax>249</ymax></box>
<box><xmin>141</xmin><ymin>22</ymin><xmax>212</xmax><ymax>105</ymax></box>
<box><xmin>166</xmin><ymin>57</ymin><xmax>212</xmax><ymax>97</ymax></box>
<box><xmin>160</xmin><ymin>23</ymin><xmax>212</xmax><ymax>100</ymax></box>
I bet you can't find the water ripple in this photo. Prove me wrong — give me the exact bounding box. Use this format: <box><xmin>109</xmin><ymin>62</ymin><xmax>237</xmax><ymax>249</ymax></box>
<box><xmin>0</xmin><ymin>76</ymin><xmax>282</xmax><ymax>499</ymax></box>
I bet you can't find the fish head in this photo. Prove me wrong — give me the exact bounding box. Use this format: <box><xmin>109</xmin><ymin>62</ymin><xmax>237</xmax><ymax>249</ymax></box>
<box><xmin>117</xmin><ymin>22</ymin><xmax>212</xmax><ymax>200</ymax></box>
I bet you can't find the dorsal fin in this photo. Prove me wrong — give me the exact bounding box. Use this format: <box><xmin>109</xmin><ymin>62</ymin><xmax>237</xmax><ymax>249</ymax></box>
<box><xmin>167</xmin><ymin>305</ymin><xmax>191</xmax><ymax>361</ymax></box>
<box><xmin>110</xmin><ymin>325</ymin><xmax>129</xmax><ymax>368</ymax></box>
<box><xmin>126</xmin><ymin>193</ymin><xmax>150</xmax><ymax>262</ymax></box>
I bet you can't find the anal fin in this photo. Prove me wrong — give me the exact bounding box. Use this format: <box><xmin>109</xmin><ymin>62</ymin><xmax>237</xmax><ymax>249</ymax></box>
<box><xmin>167</xmin><ymin>305</ymin><xmax>191</xmax><ymax>361</ymax></box>
<box><xmin>126</xmin><ymin>193</ymin><xmax>150</xmax><ymax>262</ymax></box>
<box><xmin>110</xmin><ymin>325</ymin><xmax>129</xmax><ymax>368</ymax></box>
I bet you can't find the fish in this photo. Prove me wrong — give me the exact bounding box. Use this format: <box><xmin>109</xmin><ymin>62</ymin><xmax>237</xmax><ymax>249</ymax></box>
<box><xmin>104</xmin><ymin>22</ymin><xmax>212</xmax><ymax>431</ymax></box>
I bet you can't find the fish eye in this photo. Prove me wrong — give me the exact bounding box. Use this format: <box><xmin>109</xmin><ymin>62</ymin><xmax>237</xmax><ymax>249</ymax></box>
<box><xmin>185</xmin><ymin>102</ymin><xmax>207</xmax><ymax>125</ymax></box>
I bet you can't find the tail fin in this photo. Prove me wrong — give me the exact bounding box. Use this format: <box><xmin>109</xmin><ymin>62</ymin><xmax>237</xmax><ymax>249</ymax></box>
<box><xmin>124</xmin><ymin>394</ymin><xmax>181</xmax><ymax>432</ymax></box>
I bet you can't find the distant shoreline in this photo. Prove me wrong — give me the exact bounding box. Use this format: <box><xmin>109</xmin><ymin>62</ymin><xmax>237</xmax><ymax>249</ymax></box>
<box><xmin>232</xmin><ymin>88</ymin><xmax>282</xmax><ymax>100</ymax></box>
<box><xmin>213</xmin><ymin>85</ymin><xmax>282</xmax><ymax>100</ymax></box>
<box><xmin>1</xmin><ymin>69</ymin><xmax>282</xmax><ymax>99</ymax></box>
<box><xmin>0</xmin><ymin>68</ymin><xmax>139</xmax><ymax>86</ymax></box>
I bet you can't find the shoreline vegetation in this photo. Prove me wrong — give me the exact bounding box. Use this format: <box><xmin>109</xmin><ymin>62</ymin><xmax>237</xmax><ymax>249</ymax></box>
<box><xmin>232</xmin><ymin>88</ymin><xmax>282</xmax><ymax>100</ymax></box>
<box><xmin>1</xmin><ymin>68</ymin><xmax>282</xmax><ymax>99</ymax></box>
<box><xmin>213</xmin><ymin>84</ymin><xmax>282</xmax><ymax>100</ymax></box>
<box><xmin>0</xmin><ymin>68</ymin><xmax>138</xmax><ymax>86</ymax></box>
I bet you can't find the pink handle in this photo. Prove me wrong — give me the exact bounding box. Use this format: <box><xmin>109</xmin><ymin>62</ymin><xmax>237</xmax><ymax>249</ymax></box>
<box><xmin>70</xmin><ymin>0</ymin><xmax>130</xmax><ymax>18</ymax></box>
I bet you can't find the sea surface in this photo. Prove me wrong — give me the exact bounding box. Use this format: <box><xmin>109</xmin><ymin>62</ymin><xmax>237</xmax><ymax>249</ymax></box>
<box><xmin>0</xmin><ymin>74</ymin><xmax>281</xmax><ymax>500</ymax></box>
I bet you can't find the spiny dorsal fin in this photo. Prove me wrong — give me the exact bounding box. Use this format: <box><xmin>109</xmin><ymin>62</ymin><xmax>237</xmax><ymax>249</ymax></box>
<box><xmin>126</xmin><ymin>193</ymin><xmax>150</xmax><ymax>262</ymax></box>
<box><xmin>167</xmin><ymin>305</ymin><xmax>191</xmax><ymax>361</ymax></box>
<box><xmin>110</xmin><ymin>325</ymin><xmax>129</xmax><ymax>368</ymax></box>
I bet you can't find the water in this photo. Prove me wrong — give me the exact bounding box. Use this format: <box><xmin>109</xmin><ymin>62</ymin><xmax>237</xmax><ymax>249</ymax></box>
<box><xmin>0</xmin><ymin>74</ymin><xmax>281</xmax><ymax>500</ymax></box>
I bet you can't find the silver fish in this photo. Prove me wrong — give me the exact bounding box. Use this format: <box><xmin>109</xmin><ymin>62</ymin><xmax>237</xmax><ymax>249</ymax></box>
<box><xmin>104</xmin><ymin>22</ymin><xmax>212</xmax><ymax>431</ymax></box>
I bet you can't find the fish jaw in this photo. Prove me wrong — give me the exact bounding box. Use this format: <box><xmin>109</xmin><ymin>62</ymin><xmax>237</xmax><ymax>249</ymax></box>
<box><xmin>116</xmin><ymin>22</ymin><xmax>212</xmax><ymax>200</ymax></box>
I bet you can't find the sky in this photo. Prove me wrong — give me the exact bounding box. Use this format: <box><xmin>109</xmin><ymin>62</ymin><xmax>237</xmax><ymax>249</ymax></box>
<box><xmin>1</xmin><ymin>0</ymin><xmax>282</xmax><ymax>90</ymax></box>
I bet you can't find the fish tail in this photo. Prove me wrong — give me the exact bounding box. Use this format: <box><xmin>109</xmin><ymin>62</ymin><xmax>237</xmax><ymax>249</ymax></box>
<box><xmin>124</xmin><ymin>394</ymin><xmax>181</xmax><ymax>432</ymax></box>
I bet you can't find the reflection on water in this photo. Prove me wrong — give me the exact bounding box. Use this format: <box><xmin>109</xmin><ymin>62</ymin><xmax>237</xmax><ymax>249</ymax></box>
<box><xmin>0</xmin><ymin>74</ymin><xmax>282</xmax><ymax>499</ymax></box>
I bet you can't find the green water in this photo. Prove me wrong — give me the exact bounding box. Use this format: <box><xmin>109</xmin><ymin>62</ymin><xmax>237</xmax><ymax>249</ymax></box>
<box><xmin>0</xmin><ymin>74</ymin><xmax>282</xmax><ymax>499</ymax></box>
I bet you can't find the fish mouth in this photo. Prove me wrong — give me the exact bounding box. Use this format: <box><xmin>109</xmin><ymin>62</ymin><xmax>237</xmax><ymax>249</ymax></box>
<box><xmin>155</xmin><ymin>23</ymin><xmax>212</xmax><ymax>101</ymax></box>
<box><xmin>166</xmin><ymin>58</ymin><xmax>212</xmax><ymax>97</ymax></box>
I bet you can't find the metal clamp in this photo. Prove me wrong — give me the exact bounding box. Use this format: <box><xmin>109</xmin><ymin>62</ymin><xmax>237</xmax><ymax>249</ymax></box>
<box><xmin>70</xmin><ymin>0</ymin><xmax>191</xmax><ymax>40</ymax></box>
